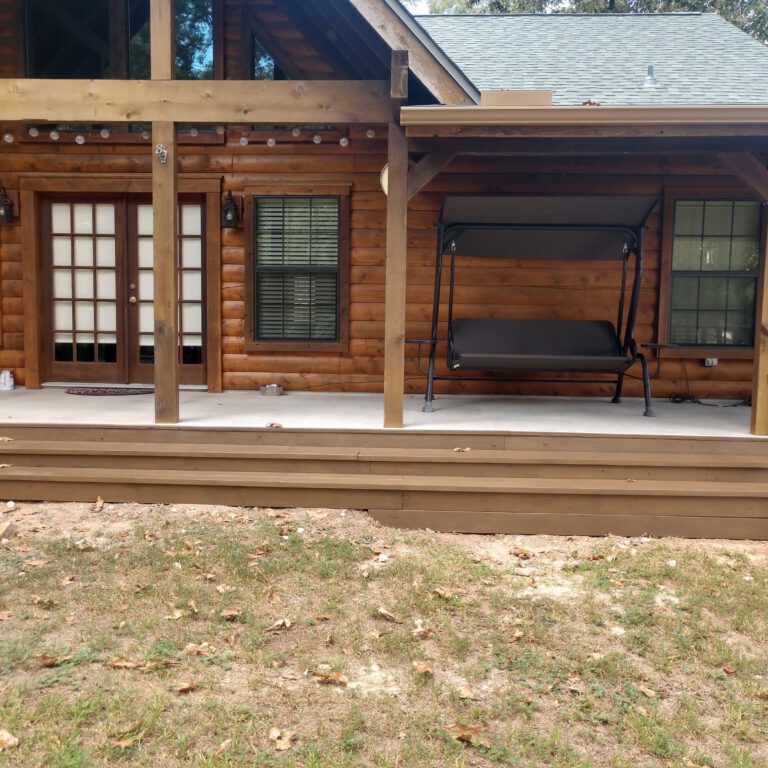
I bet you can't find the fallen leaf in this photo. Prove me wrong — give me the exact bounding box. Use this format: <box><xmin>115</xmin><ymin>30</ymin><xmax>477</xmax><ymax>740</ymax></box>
<box><xmin>432</xmin><ymin>587</ymin><xmax>465</xmax><ymax>600</ymax></box>
<box><xmin>268</xmin><ymin>727</ymin><xmax>295</xmax><ymax>751</ymax></box>
<box><xmin>164</xmin><ymin>609</ymin><xmax>183</xmax><ymax>621</ymax></box>
<box><xmin>187</xmin><ymin>600</ymin><xmax>198</xmax><ymax>615</ymax></box>
<box><xmin>35</xmin><ymin>653</ymin><xmax>72</xmax><ymax>668</ymax></box>
<box><xmin>453</xmin><ymin>446</ymin><xmax>472</xmax><ymax>452</ymax></box>
<box><xmin>115</xmin><ymin>605</ymin><xmax>129</xmax><ymax>613</ymax></box>
<box><xmin>0</xmin><ymin>436</ymin><xmax>14</xmax><ymax>442</ymax></box>
<box><xmin>412</xmin><ymin>660</ymin><xmax>433</xmax><ymax>676</ymax></box>
<box><xmin>24</xmin><ymin>559</ymin><xmax>51</xmax><ymax>568</ymax></box>
<box><xmin>0</xmin><ymin>611</ymin><xmax>10</xmax><ymax>621</ymax></box>
<box><xmin>446</xmin><ymin>722</ymin><xmax>490</xmax><ymax>748</ymax></box>
<box><xmin>267</xmin><ymin>591</ymin><xmax>282</xmax><ymax>605</ymax></box>
<box><xmin>638</xmin><ymin>685</ymin><xmax>657</xmax><ymax>698</ymax></box>
<box><xmin>0</xmin><ymin>464</ymin><xmax>11</xmax><ymax>469</ymax></box>
<box><xmin>107</xmin><ymin>657</ymin><xmax>142</xmax><ymax>670</ymax></box>
<box><xmin>723</xmin><ymin>665</ymin><xmax>736</xmax><ymax>675</ymax></box>
<box><xmin>0</xmin><ymin>521</ymin><xmax>17</xmax><ymax>539</ymax></box>
<box><xmin>111</xmin><ymin>735</ymin><xmax>141</xmax><ymax>749</ymax></box>
<box><xmin>60</xmin><ymin>575</ymin><xmax>75</xmax><ymax>587</ymax></box>
<box><xmin>510</xmin><ymin>546</ymin><xmax>533</xmax><ymax>560</ymax></box>
<box><xmin>510</xmin><ymin>629</ymin><xmax>524</xmax><ymax>642</ymax></box>
<box><xmin>312</xmin><ymin>669</ymin><xmax>348</xmax><ymax>686</ymax></box>
<box><xmin>213</xmin><ymin>739</ymin><xmax>232</xmax><ymax>758</ymax></box>
<box><xmin>176</xmin><ymin>681</ymin><xmax>197</xmax><ymax>694</ymax></box>
<box><xmin>315</xmin><ymin>614</ymin><xmax>331</xmax><ymax>622</ymax></box>
<box><xmin>266</xmin><ymin>422</ymin><xmax>284</xmax><ymax>430</ymax></box>
<box><xmin>413</xmin><ymin>619</ymin><xmax>435</xmax><ymax>640</ymax></box>
<box><xmin>93</xmin><ymin>496</ymin><xmax>105</xmax><ymax>512</ymax></box>
<box><xmin>457</xmin><ymin>685</ymin><xmax>478</xmax><ymax>700</ymax></box>
<box><xmin>0</xmin><ymin>729</ymin><xmax>19</xmax><ymax>751</ymax></box>
<box><xmin>220</xmin><ymin>608</ymin><xmax>242</xmax><ymax>621</ymax></box>
<box><xmin>264</xmin><ymin>618</ymin><xmax>291</xmax><ymax>633</ymax></box>
<box><xmin>184</xmin><ymin>643</ymin><xmax>214</xmax><ymax>657</ymax></box>
<box><xmin>32</xmin><ymin>595</ymin><xmax>58</xmax><ymax>609</ymax></box>
<box><xmin>377</xmin><ymin>607</ymin><xmax>402</xmax><ymax>623</ymax></box>
<box><xmin>216</xmin><ymin>584</ymin><xmax>235</xmax><ymax>594</ymax></box>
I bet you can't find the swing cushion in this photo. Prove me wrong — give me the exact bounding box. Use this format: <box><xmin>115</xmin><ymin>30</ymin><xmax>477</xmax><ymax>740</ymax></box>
<box><xmin>450</xmin><ymin>318</ymin><xmax>629</xmax><ymax>373</ymax></box>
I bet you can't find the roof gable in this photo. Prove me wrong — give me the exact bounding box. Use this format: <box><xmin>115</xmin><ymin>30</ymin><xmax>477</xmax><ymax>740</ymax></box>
<box><xmin>416</xmin><ymin>13</ymin><xmax>768</xmax><ymax>106</ymax></box>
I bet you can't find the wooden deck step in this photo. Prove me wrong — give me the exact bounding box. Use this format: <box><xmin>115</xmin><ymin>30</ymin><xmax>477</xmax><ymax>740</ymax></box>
<box><xmin>1</xmin><ymin>466</ymin><xmax>767</xmax><ymax>540</ymax></box>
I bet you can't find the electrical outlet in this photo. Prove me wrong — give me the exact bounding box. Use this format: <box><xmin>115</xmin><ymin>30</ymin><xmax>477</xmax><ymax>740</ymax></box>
<box><xmin>704</xmin><ymin>358</ymin><xmax>718</xmax><ymax>367</ymax></box>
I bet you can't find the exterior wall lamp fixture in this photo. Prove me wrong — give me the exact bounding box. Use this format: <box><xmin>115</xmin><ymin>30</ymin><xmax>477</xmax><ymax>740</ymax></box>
<box><xmin>0</xmin><ymin>186</ymin><xmax>14</xmax><ymax>224</ymax></box>
<box><xmin>221</xmin><ymin>191</ymin><xmax>239</xmax><ymax>228</ymax></box>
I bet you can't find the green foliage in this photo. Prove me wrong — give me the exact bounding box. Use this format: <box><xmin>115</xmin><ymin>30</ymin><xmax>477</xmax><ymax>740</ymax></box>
<box><xmin>403</xmin><ymin>0</ymin><xmax>768</xmax><ymax>43</ymax></box>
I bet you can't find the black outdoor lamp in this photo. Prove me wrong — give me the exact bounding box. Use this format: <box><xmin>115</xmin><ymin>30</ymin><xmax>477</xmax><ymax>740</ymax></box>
<box><xmin>221</xmin><ymin>191</ymin><xmax>239</xmax><ymax>228</ymax></box>
<box><xmin>0</xmin><ymin>186</ymin><xmax>14</xmax><ymax>224</ymax></box>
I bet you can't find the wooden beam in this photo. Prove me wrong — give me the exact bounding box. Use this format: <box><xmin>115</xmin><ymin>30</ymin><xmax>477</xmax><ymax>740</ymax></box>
<box><xmin>150</xmin><ymin>0</ymin><xmax>174</xmax><ymax>80</ymax></box>
<box><xmin>407</xmin><ymin>150</ymin><xmax>454</xmax><ymax>200</ymax></box>
<box><xmin>751</xmin><ymin>207</ymin><xmax>768</xmax><ymax>435</ymax></box>
<box><xmin>344</xmin><ymin>0</ymin><xmax>475</xmax><ymax>105</ymax></box>
<box><xmin>719</xmin><ymin>152</ymin><xmax>768</xmax><ymax>203</ymax></box>
<box><xmin>0</xmin><ymin>79</ymin><xmax>392</xmax><ymax>124</ymax></box>
<box><xmin>152</xmin><ymin>121</ymin><xmax>179</xmax><ymax>424</ymax></box>
<box><xmin>410</xmin><ymin>136</ymin><xmax>768</xmax><ymax>157</ymax></box>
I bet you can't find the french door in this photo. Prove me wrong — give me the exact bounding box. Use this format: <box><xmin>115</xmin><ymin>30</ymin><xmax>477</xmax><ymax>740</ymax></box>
<box><xmin>44</xmin><ymin>196</ymin><xmax>205</xmax><ymax>385</ymax></box>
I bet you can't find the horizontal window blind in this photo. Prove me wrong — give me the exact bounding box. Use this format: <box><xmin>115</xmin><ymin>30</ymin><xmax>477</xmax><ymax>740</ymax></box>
<box><xmin>253</xmin><ymin>196</ymin><xmax>340</xmax><ymax>342</ymax></box>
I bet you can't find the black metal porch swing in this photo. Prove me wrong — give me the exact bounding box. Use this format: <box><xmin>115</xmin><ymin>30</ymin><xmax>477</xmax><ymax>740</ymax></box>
<box><xmin>421</xmin><ymin>195</ymin><xmax>660</xmax><ymax>416</ymax></box>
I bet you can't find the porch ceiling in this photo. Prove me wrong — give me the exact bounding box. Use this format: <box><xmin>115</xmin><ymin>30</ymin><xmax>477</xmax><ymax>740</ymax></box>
<box><xmin>0</xmin><ymin>389</ymin><xmax>755</xmax><ymax>438</ymax></box>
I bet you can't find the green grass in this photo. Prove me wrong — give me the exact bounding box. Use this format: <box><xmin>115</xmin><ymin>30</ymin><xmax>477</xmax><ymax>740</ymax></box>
<box><xmin>1</xmin><ymin>504</ymin><xmax>767</xmax><ymax>766</ymax></box>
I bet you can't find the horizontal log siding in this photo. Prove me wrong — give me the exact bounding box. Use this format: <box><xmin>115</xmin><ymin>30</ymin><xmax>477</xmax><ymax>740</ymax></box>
<box><xmin>0</xmin><ymin>131</ymin><xmax>757</xmax><ymax>398</ymax></box>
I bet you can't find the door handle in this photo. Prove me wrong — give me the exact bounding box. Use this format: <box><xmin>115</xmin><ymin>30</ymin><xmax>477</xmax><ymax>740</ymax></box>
<box><xmin>129</xmin><ymin>296</ymin><xmax>137</xmax><ymax>304</ymax></box>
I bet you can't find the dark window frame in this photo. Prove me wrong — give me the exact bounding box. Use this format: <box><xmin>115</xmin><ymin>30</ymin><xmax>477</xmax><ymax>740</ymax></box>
<box><xmin>658</xmin><ymin>187</ymin><xmax>764</xmax><ymax>359</ymax></box>
<box><xmin>244</xmin><ymin>183</ymin><xmax>350</xmax><ymax>354</ymax></box>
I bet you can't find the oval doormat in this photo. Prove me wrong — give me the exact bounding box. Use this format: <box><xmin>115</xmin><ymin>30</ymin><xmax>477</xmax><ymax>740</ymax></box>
<box><xmin>65</xmin><ymin>387</ymin><xmax>154</xmax><ymax>396</ymax></box>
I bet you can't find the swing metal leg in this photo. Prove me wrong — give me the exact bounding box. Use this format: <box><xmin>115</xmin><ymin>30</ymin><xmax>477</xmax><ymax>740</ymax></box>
<box><xmin>639</xmin><ymin>353</ymin><xmax>655</xmax><ymax>417</ymax></box>
<box><xmin>612</xmin><ymin>372</ymin><xmax>624</xmax><ymax>404</ymax></box>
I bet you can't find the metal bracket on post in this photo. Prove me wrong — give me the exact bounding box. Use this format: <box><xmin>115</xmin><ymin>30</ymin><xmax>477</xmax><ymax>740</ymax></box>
<box><xmin>155</xmin><ymin>144</ymin><xmax>168</xmax><ymax>164</ymax></box>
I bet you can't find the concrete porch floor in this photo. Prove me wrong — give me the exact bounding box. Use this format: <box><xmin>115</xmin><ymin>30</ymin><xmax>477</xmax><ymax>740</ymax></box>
<box><xmin>0</xmin><ymin>387</ymin><xmax>757</xmax><ymax>437</ymax></box>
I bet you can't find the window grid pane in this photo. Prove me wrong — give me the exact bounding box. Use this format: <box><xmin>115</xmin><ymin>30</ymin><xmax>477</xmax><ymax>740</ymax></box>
<box><xmin>670</xmin><ymin>200</ymin><xmax>761</xmax><ymax>347</ymax></box>
<box><xmin>254</xmin><ymin>196</ymin><xmax>341</xmax><ymax>343</ymax></box>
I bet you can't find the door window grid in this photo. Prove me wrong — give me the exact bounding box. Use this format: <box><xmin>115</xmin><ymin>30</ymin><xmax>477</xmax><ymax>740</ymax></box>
<box><xmin>135</xmin><ymin>204</ymin><xmax>204</xmax><ymax>366</ymax></box>
<box><xmin>51</xmin><ymin>202</ymin><xmax>118</xmax><ymax>364</ymax></box>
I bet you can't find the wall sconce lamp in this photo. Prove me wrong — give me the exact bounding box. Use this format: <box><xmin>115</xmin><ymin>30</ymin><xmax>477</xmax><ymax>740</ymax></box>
<box><xmin>0</xmin><ymin>186</ymin><xmax>14</xmax><ymax>224</ymax></box>
<box><xmin>221</xmin><ymin>191</ymin><xmax>239</xmax><ymax>228</ymax></box>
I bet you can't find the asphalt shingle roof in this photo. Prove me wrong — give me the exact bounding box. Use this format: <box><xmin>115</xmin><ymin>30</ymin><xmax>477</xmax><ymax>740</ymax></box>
<box><xmin>415</xmin><ymin>13</ymin><xmax>768</xmax><ymax>105</ymax></box>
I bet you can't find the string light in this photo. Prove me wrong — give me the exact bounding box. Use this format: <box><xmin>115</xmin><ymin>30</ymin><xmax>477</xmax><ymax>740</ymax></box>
<box><xmin>28</xmin><ymin>126</ymin><xmax>39</xmax><ymax>138</ymax></box>
<box><xmin>266</xmin><ymin>138</ymin><xmax>276</xmax><ymax>147</ymax></box>
<box><xmin>75</xmin><ymin>135</ymin><xmax>85</xmax><ymax>145</ymax></box>
<box><xmin>50</xmin><ymin>130</ymin><xmax>60</xmax><ymax>141</ymax></box>
<box><xmin>239</xmin><ymin>136</ymin><xmax>249</xmax><ymax>146</ymax></box>
<box><xmin>2</xmin><ymin>133</ymin><xmax>14</xmax><ymax>144</ymax></box>
<box><xmin>339</xmin><ymin>137</ymin><xmax>350</xmax><ymax>147</ymax></box>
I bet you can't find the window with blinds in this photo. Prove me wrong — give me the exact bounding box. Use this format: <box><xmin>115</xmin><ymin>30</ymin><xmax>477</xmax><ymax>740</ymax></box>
<box><xmin>253</xmin><ymin>196</ymin><xmax>341</xmax><ymax>342</ymax></box>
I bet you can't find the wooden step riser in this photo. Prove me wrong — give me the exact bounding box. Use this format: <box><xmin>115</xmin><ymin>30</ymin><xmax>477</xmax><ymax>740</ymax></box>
<box><xmin>370</xmin><ymin>510</ymin><xmax>768</xmax><ymax>539</ymax></box>
<box><xmin>2</xmin><ymin>424</ymin><xmax>768</xmax><ymax>456</ymax></box>
<box><xmin>0</xmin><ymin>473</ymin><xmax>768</xmax><ymax>520</ymax></box>
<box><xmin>3</xmin><ymin>453</ymin><xmax>768</xmax><ymax>484</ymax></box>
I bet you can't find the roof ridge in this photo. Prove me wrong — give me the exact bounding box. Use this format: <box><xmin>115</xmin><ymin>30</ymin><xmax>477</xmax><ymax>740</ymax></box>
<box><xmin>416</xmin><ymin>12</ymin><xmax>706</xmax><ymax>17</ymax></box>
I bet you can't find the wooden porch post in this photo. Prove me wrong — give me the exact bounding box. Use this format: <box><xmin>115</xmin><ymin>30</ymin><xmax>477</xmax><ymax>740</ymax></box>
<box><xmin>719</xmin><ymin>153</ymin><xmax>768</xmax><ymax>435</ymax></box>
<box><xmin>151</xmin><ymin>0</ymin><xmax>179</xmax><ymax>424</ymax></box>
<box><xmin>383</xmin><ymin>51</ymin><xmax>409</xmax><ymax>428</ymax></box>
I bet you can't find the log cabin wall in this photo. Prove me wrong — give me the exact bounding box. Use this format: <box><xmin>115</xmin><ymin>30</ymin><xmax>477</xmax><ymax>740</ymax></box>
<box><xmin>0</xmin><ymin>0</ymin><xmax>757</xmax><ymax>400</ymax></box>
<box><xmin>0</xmin><ymin>131</ymin><xmax>757</xmax><ymax>400</ymax></box>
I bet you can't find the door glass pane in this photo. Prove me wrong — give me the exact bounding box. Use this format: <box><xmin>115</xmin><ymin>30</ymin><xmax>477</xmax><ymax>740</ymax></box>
<box><xmin>73</xmin><ymin>204</ymin><xmax>93</xmax><ymax>234</ymax></box>
<box><xmin>96</xmin><ymin>270</ymin><xmax>116</xmax><ymax>300</ymax></box>
<box><xmin>138</xmin><ymin>239</ymin><xmax>154</xmax><ymax>268</ymax></box>
<box><xmin>95</xmin><ymin>204</ymin><xmax>116</xmax><ymax>235</ymax></box>
<box><xmin>182</xmin><ymin>304</ymin><xmax>202</xmax><ymax>334</ymax></box>
<box><xmin>74</xmin><ymin>269</ymin><xmax>94</xmax><ymax>299</ymax></box>
<box><xmin>181</xmin><ymin>205</ymin><xmax>202</xmax><ymax>236</ymax></box>
<box><xmin>54</xmin><ymin>301</ymin><xmax>72</xmax><ymax>330</ymax></box>
<box><xmin>73</xmin><ymin>237</ymin><xmax>94</xmax><ymax>267</ymax></box>
<box><xmin>182</xmin><ymin>271</ymin><xmax>202</xmax><ymax>301</ymax></box>
<box><xmin>51</xmin><ymin>204</ymin><xmax>71</xmax><ymax>233</ymax></box>
<box><xmin>75</xmin><ymin>302</ymin><xmax>95</xmax><ymax>331</ymax></box>
<box><xmin>137</xmin><ymin>205</ymin><xmax>153</xmax><ymax>236</ymax></box>
<box><xmin>96</xmin><ymin>239</ymin><xmax>116</xmax><ymax>268</ymax></box>
<box><xmin>53</xmin><ymin>269</ymin><xmax>72</xmax><ymax>299</ymax></box>
<box><xmin>181</xmin><ymin>239</ymin><xmax>201</xmax><ymax>269</ymax></box>
<box><xmin>139</xmin><ymin>271</ymin><xmax>154</xmax><ymax>300</ymax></box>
<box><xmin>97</xmin><ymin>302</ymin><xmax>117</xmax><ymax>333</ymax></box>
<box><xmin>139</xmin><ymin>303</ymin><xmax>154</xmax><ymax>334</ymax></box>
<box><xmin>52</xmin><ymin>237</ymin><xmax>72</xmax><ymax>267</ymax></box>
